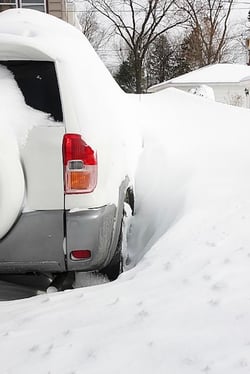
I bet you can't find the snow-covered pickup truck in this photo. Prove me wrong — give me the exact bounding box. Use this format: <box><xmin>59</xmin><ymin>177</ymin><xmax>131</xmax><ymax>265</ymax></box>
<box><xmin>0</xmin><ymin>9</ymin><xmax>139</xmax><ymax>287</ymax></box>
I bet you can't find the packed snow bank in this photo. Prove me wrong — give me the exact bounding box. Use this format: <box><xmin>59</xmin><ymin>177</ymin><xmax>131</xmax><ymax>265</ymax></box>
<box><xmin>1</xmin><ymin>86</ymin><xmax>250</xmax><ymax>373</ymax></box>
<box><xmin>189</xmin><ymin>84</ymin><xmax>215</xmax><ymax>100</ymax></box>
<box><xmin>127</xmin><ymin>88</ymin><xmax>250</xmax><ymax>266</ymax></box>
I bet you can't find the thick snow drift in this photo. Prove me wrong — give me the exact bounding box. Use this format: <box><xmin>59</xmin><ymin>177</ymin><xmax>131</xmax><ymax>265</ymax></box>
<box><xmin>0</xmin><ymin>8</ymin><xmax>250</xmax><ymax>374</ymax></box>
<box><xmin>1</xmin><ymin>84</ymin><xmax>250</xmax><ymax>373</ymax></box>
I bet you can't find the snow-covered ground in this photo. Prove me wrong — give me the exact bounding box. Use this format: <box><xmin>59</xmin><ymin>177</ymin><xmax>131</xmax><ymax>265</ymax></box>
<box><xmin>1</xmin><ymin>86</ymin><xmax>250</xmax><ymax>373</ymax></box>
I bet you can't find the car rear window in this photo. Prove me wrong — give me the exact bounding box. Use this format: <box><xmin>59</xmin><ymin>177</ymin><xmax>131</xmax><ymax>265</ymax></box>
<box><xmin>0</xmin><ymin>60</ymin><xmax>63</xmax><ymax>122</ymax></box>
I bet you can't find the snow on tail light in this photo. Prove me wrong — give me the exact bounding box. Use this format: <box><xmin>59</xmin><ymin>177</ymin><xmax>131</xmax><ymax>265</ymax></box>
<box><xmin>63</xmin><ymin>134</ymin><xmax>97</xmax><ymax>194</ymax></box>
<box><xmin>70</xmin><ymin>250</ymin><xmax>91</xmax><ymax>260</ymax></box>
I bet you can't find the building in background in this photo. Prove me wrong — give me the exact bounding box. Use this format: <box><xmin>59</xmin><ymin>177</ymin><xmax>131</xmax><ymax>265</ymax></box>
<box><xmin>148</xmin><ymin>64</ymin><xmax>250</xmax><ymax>109</ymax></box>
<box><xmin>0</xmin><ymin>0</ymin><xmax>79</xmax><ymax>27</ymax></box>
<box><xmin>247</xmin><ymin>10</ymin><xmax>250</xmax><ymax>65</ymax></box>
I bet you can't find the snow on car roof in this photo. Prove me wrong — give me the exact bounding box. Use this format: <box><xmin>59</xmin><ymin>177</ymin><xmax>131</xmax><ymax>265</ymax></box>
<box><xmin>0</xmin><ymin>9</ymin><xmax>89</xmax><ymax>61</ymax></box>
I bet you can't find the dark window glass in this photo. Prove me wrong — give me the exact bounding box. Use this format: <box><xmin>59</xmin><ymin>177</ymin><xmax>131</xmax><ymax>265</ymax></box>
<box><xmin>22</xmin><ymin>0</ymin><xmax>44</xmax><ymax>4</ymax></box>
<box><xmin>0</xmin><ymin>0</ymin><xmax>16</xmax><ymax>3</ymax></box>
<box><xmin>0</xmin><ymin>4</ymin><xmax>15</xmax><ymax>10</ymax></box>
<box><xmin>21</xmin><ymin>4</ymin><xmax>45</xmax><ymax>11</ymax></box>
<box><xmin>0</xmin><ymin>61</ymin><xmax>63</xmax><ymax>122</ymax></box>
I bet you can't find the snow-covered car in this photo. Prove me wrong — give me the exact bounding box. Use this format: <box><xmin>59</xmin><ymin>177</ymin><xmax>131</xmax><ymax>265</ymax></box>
<box><xmin>0</xmin><ymin>9</ymin><xmax>140</xmax><ymax>287</ymax></box>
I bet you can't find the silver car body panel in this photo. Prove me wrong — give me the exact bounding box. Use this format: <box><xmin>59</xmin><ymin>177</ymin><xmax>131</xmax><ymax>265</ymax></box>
<box><xmin>66</xmin><ymin>205</ymin><xmax>116</xmax><ymax>271</ymax></box>
<box><xmin>0</xmin><ymin>200</ymin><xmax>125</xmax><ymax>273</ymax></box>
<box><xmin>0</xmin><ymin>211</ymin><xmax>65</xmax><ymax>273</ymax></box>
<box><xmin>66</xmin><ymin>176</ymin><xmax>129</xmax><ymax>272</ymax></box>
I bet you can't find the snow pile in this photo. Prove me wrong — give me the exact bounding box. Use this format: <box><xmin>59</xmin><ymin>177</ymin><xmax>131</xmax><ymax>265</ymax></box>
<box><xmin>0</xmin><ymin>64</ymin><xmax>58</xmax><ymax>147</ymax></box>
<box><xmin>0</xmin><ymin>66</ymin><xmax>21</xmax><ymax>153</ymax></box>
<box><xmin>0</xmin><ymin>87</ymin><xmax>250</xmax><ymax>373</ymax></box>
<box><xmin>0</xmin><ymin>9</ymin><xmax>250</xmax><ymax>374</ymax></box>
<box><xmin>189</xmin><ymin>84</ymin><xmax>215</xmax><ymax>100</ymax></box>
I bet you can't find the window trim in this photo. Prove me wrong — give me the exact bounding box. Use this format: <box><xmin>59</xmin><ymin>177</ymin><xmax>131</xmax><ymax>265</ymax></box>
<box><xmin>0</xmin><ymin>0</ymin><xmax>47</xmax><ymax>12</ymax></box>
<box><xmin>0</xmin><ymin>0</ymin><xmax>18</xmax><ymax>5</ymax></box>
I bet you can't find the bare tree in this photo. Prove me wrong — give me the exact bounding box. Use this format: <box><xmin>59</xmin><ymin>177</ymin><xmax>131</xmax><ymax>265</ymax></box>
<box><xmin>85</xmin><ymin>0</ymin><xmax>188</xmax><ymax>93</ymax></box>
<box><xmin>179</xmin><ymin>0</ymin><xmax>235</xmax><ymax>67</ymax></box>
<box><xmin>78</xmin><ymin>8</ymin><xmax>111</xmax><ymax>51</ymax></box>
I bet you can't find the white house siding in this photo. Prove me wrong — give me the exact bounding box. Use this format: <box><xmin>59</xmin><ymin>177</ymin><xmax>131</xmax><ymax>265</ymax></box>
<box><xmin>214</xmin><ymin>85</ymin><xmax>250</xmax><ymax>108</ymax></box>
<box><xmin>47</xmin><ymin>0</ymin><xmax>63</xmax><ymax>20</ymax></box>
<box><xmin>164</xmin><ymin>84</ymin><xmax>250</xmax><ymax>109</ymax></box>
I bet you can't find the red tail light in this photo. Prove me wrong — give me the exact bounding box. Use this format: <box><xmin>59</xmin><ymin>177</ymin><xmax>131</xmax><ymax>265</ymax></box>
<box><xmin>63</xmin><ymin>134</ymin><xmax>97</xmax><ymax>194</ymax></box>
<box><xmin>70</xmin><ymin>250</ymin><xmax>91</xmax><ymax>260</ymax></box>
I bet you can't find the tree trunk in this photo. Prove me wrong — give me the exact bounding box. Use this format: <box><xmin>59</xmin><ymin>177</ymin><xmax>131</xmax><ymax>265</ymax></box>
<box><xmin>135</xmin><ymin>59</ymin><xmax>142</xmax><ymax>94</ymax></box>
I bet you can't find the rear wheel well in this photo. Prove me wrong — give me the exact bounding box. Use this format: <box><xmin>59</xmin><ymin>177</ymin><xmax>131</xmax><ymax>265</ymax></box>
<box><xmin>101</xmin><ymin>186</ymin><xmax>135</xmax><ymax>281</ymax></box>
<box><xmin>125</xmin><ymin>186</ymin><xmax>135</xmax><ymax>215</ymax></box>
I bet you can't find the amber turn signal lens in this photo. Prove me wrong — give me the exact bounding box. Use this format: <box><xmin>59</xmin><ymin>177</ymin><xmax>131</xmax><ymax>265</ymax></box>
<box><xmin>69</xmin><ymin>170</ymin><xmax>90</xmax><ymax>190</ymax></box>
